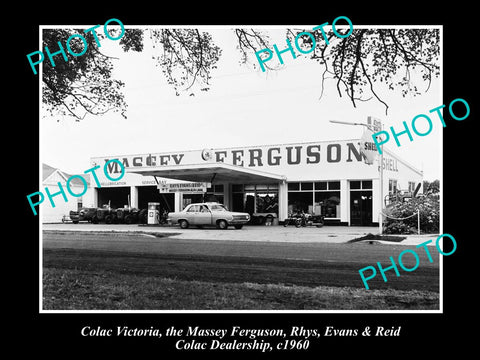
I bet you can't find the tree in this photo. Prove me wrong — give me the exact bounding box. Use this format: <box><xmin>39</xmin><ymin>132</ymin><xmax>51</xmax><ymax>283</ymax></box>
<box><xmin>423</xmin><ymin>179</ymin><xmax>440</xmax><ymax>195</ymax></box>
<box><xmin>42</xmin><ymin>28</ymin><xmax>140</xmax><ymax>120</ymax></box>
<box><xmin>148</xmin><ymin>29</ymin><xmax>221</xmax><ymax>96</ymax></box>
<box><xmin>42</xmin><ymin>28</ymin><xmax>221</xmax><ymax>121</ymax></box>
<box><xmin>42</xmin><ymin>26</ymin><xmax>439</xmax><ymax>120</ymax></box>
<box><xmin>237</xmin><ymin>27</ymin><xmax>440</xmax><ymax>114</ymax></box>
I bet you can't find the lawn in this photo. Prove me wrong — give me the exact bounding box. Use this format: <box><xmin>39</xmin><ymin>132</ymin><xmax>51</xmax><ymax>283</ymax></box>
<box><xmin>42</xmin><ymin>248</ymin><xmax>439</xmax><ymax>311</ymax></box>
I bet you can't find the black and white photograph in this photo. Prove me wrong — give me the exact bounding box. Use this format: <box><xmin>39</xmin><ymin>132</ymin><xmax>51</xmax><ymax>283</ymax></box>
<box><xmin>18</xmin><ymin>7</ymin><xmax>476</xmax><ymax>355</ymax></box>
<box><xmin>38</xmin><ymin>22</ymin><xmax>443</xmax><ymax>312</ymax></box>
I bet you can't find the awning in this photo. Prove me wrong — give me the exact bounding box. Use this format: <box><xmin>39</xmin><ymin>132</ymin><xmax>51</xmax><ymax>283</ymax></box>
<box><xmin>126</xmin><ymin>162</ymin><xmax>286</xmax><ymax>183</ymax></box>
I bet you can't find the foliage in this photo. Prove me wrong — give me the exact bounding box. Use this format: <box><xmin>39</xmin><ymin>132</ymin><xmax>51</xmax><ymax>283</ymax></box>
<box><xmin>42</xmin><ymin>28</ymin><xmax>221</xmax><ymax>120</ymax></box>
<box><xmin>236</xmin><ymin>28</ymin><xmax>440</xmax><ymax>114</ymax></box>
<box><xmin>43</xmin><ymin>26</ymin><xmax>440</xmax><ymax>120</ymax></box>
<box><xmin>423</xmin><ymin>179</ymin><xmax>440</xmax><ymax>195</ymax></box>
<box><xmin>42</xmin><ymin>28</ymin><xmax>143</xmax><ymax>120</ymax></box>
<box><xmin>148</xmin><ymin>29</ymin><xmax>222</xmax><ymax>95</ymax></box>
<box><xmin>384</xmin><ymin>194</ymin><xmax>440</xmax><ymax>234</ymax></box>
<box><xmin>290</xmin><ymin>28</ymin><xmax>440</xmax><ymax>114</ymax></box>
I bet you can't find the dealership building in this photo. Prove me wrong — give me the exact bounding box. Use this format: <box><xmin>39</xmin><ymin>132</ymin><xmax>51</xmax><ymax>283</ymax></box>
<box><xmin>86</xmin><ymin>138</ymin><xmax>423</xmax><ymax>226</ymax></box>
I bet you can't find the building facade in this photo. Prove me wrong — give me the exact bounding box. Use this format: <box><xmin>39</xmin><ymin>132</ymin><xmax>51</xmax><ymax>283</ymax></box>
<box><xmin>41</xmin><ymin>164</ymin><xmax>91</xmax><ymax>223</ymax></box>
<box><xmin>88</xmin><ymin>139</ymin><xmax>423</xmax><ymax>226</ymax></box>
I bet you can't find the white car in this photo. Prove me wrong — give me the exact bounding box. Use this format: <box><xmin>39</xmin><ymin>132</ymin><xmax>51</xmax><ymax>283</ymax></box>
<box><xmin>167</xmin><ymin>202</ymin><xmax>250</xmax><ymax>229</ymax></box>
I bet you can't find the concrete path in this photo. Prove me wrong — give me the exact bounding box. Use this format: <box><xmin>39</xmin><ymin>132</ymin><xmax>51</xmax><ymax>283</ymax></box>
<box><xmin>42</xmin><ymin>223</ymin><xmax>438</xmax><ymax>245</ymax></box>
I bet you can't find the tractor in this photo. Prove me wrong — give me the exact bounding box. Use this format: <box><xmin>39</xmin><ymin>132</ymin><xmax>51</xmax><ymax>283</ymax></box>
<box><xmin>92</xmin><ymin>204</ymin><xmax>117</xmax><ymax>224</ymax></box>
<box><xmin>68</xmin><ymin>207</ymin><xmax>97</xmax><ymax>224</ymax></box>
<box><xmin>116</xmin><ymin>207</ymin><xmax>141</xmax><ymax>224</ymax></box>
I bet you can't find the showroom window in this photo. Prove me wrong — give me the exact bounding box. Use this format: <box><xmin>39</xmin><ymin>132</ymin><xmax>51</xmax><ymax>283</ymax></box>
<box><xmin>350</xmin><ymin>180</ymin><xmax>372</xmax><ymax>190</ymax></box>
<box><xmin>232</xmin><ymin>184</ymin><xmax>278</xmax><ymax>214</ymax></box>
<box><xmin>288</xmin><ymin>181</ymin><xmax>341</xmax><ymax>217</ymax></box>
<box><xmin>389</xmin><ymin>179</ymin><xmax>398</xmax><ymax>194</ymax></box>
<box><xmin>408</xmin><ymin>181</ymin><xmax>416</xmax><ymax>193</ymax></box>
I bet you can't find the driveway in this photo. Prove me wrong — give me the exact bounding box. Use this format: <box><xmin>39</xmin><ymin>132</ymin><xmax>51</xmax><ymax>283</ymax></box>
<box><xmin>42</xmin><ymin>223</ymin><xmax>437</xmax><ymax>245</ymax></box>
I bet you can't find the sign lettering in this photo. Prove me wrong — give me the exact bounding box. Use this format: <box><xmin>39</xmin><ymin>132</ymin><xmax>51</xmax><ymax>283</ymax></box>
<box><xmin>97</xmin><ymin>141</ymin><xmax>402</xmax><ymax>176</ymax></box>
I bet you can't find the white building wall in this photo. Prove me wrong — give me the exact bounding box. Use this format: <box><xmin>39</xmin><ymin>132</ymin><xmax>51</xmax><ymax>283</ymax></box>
<box><xmin>340</xmin><ymin>179</ymin><xmax>349</xmax><ymax>224</ymax></box>
<box><xmin>88</xmin><ymin>139</ymin><xmax>423</xmax><ymax>226</ymax></box>
<box><xmin>372</xmin><ymin>178</ymin><xmax>381</xmax><ymax>225</ymax></box>
<box><xmin>41</xmin><ymin>170</ymin><xmax>93</xmax><ymax>223</ymax></box>
<box><xmin>278</xmin><ymin>181</ymin><xmax>288</xmax><ymax>221</ymax></box>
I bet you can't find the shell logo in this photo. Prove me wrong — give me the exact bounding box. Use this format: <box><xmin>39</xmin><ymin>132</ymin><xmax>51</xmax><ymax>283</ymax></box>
<box><xmin>201</xmin><ymin>149</ymin><xmax>213</xmax><ymax>161</ymax></box>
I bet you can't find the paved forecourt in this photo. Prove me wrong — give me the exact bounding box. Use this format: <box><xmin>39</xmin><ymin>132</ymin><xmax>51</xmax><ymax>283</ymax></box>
<box><xmin>42</xmin><ymin>223</ymin><xmax>437</xmax><ymax>245</ymax></box>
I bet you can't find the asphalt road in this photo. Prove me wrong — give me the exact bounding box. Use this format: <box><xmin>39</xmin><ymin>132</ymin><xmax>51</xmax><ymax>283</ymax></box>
<box><xmin>43</xmin><ymin>231</ymin><xmax>441</xmax><ymax>291</ymax></box>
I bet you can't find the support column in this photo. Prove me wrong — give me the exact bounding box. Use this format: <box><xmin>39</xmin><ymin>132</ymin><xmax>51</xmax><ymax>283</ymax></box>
<box><xmin>222</xmin><ymin>182</ymin><xmax>231</xmax><ymax>209</ymax></box>
<box><xmin>92</xmin><ymin>187</ymin><xmax>99</xmax><ymax>208</ymax></box>
<box><xmin>340</xmin><ymin>179</ymin><xmax>349</xmax><ymax>225</ymax></box>
<box><xmin>175</xmin><ymin>192</ymin><xmax>182</xmax><ymax>212</ymax></box>
<box><xmin>372</xmin><ymin>179</ymin><xmax>380</xmax><ymax>225</ymax></box>
<box><xmin>130</xmin><ymin>186</ymin><xmax>138</xmax><ymax>208</ymax></box>
<box><xmin>278</xmin><ymin>180</ymin><xmax>288</xmax><ymax>222</ymax></box>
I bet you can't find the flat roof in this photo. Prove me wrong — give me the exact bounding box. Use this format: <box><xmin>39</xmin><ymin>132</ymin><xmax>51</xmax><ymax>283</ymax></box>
<box><xmin>127</xmin><ymin>162</ymin><xmax>286</xmax><ymax>183</ymax></box>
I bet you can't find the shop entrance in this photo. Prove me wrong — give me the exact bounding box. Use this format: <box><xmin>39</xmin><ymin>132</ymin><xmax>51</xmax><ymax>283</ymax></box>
<box><xmin>350</xmin><ymin>190</ymin><xmax>373</xmax><ymax>226</ymax></box>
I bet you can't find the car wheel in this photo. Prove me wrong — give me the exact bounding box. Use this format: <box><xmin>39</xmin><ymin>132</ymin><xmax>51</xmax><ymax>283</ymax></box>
<box><xmin>125</xmin><ymin>215</ymin><xmax>133</xmax><ymax>224</ymax></box>
<box><xmin>105</xmin><ymin>215</ymin><xmax>112</xmax><ymax>224</ymax></box>
<box><xmin>179</xmin><ymin>220</ymin><xmax>189</xmax><ymax>229</ymax></box>
<box><xmin>217</xmin><ymin>220</ymin><xmax>228</xmax><ymax>229</ymax></box>
<box><xmin>73</xmin><ymin>221</ymin><xmax>79</xmax><ymax>224</ymax></box>
<box><xmin>295</xmin><ymin>219</ymin><xmax>301</xmax><ymax>228</ymax></box>
<box><xmin>92</xmin><ymin>216</ymin><xmax>98</xmax><ymax>224</ymax></box>
<box><xmin>234</xmin><ymin>225</ymin><xmax>243</xmax><ymax>229</ymax></box>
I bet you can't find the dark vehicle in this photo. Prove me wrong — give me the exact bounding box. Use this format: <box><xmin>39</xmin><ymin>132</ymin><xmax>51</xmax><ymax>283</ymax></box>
<box><xmin>283</xmin><ymin>213</ymin><xmax>302</xmax><ymax>227</ymax></box>
<box><xmin>158</xmin><ymin>209</ymin><xmax>169</xmax><ymax>225</ymax></box>
<box><xmin>284</xmin><ymin>212</ymin><xmax>325</xmax><ymax>227</ymax></box>
<box><xmin>69</xmin><ymin>203</ymin><xmax>152</xmax><ymax>225</ymax></box>
<box><xmin>250</xmin><ymin>213</ymin><xmax>276</xmax><ymax>225</ymax></box>
<box><xmin>68</xmin><ymin>207</ymin><xmax>97</xmax><ymax>224</ymax></box>
<box><xmin>116</xmin><ymin>207</ymin><xmax>141</xmax><ymax>224</ymax></box>
<box><xmin>138</xmin><ymin>208</ymin><xmax>148</xmax><ymax>224</ymax></box>
<box><xmin>92</xmin><ymin>205</ymin><xmax>117</xmax><ymax>224</ymax></box>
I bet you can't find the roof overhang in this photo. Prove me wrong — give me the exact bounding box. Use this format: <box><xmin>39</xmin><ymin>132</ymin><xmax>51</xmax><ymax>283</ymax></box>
<box><xmin>127</xmin><ymin>162</ymin><xmax>286</xmax><ymax>183</ymax></box>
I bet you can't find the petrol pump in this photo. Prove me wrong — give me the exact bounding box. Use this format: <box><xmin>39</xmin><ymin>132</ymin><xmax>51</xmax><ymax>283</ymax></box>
<box><xmin>147</xmin><ymin>202</ymin><xmax>160</xmax><ymax>225</ymax></box>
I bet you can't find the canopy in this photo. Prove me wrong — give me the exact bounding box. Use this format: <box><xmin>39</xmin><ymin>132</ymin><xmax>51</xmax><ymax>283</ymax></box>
<box><xmin>126</xmin><ymin>162</ymin><xmax>286</xmax><ymax>184</ymax></box>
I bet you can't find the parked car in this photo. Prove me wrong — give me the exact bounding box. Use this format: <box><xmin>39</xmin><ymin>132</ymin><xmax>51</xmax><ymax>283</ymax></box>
<box><xmin>167</xmin><ymin>202</ymin><xmax>250</xmax><ymax>229</ymax></box>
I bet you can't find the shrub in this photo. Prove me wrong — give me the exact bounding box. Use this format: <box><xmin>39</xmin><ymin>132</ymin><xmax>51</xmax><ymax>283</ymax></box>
<box><xmin>383</xmin><ymin>195</ymin><xmax>439</xmax><ymax>234</ymax></box>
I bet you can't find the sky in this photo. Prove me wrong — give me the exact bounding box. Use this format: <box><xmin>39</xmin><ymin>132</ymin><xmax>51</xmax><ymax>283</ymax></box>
<box><xmin>40</xmin><ymin>25</ymin><xmax>442</xmax><ymax>181</ymax></box>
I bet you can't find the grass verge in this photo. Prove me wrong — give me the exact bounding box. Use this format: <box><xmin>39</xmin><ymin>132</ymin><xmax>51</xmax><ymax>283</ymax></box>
<box><xmin>43</xmin><ymin>268</ymin><xmax>438</xmax><ymax>311</ymax></box>
<box><xmin>43</xmin><ymin>268</ymin><xmax>438</xmax><ymax>310</ymax></box>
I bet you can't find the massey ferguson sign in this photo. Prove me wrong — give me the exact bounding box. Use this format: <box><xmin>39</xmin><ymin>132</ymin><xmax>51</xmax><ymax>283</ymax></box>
<box><xmin>91</xmin><ymin>140</ymin><xmax>402</xmax><ymax>184</ymax></box>
<box><xmin>95</xmin><ymin>141</ymin><xmax>372</xmax><ymax>173</ymax></box>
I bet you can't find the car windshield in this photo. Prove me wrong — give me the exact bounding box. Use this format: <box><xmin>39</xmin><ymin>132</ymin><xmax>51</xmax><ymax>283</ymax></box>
<box><xmin>209</xmin><ymin>204</ymin><xmax>228</xmax><ymax>211</ymax></box>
